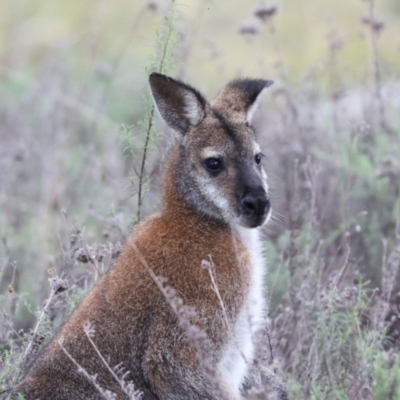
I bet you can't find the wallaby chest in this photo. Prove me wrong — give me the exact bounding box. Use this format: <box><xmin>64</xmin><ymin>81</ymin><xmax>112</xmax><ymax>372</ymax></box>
<box><xmin>221</xmin><ymin>227</ymin><xmax>266</xmax><ymax>395</ymax></box>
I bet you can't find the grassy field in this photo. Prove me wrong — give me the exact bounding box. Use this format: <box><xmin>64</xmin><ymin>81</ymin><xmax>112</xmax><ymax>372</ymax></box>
<box><xmin>1</xmin><ymin>0</ymin><xmax>400</xmax><ymax>398</ymax></box>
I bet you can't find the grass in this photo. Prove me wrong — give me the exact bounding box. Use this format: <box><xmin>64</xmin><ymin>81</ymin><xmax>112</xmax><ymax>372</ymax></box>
<box><xmin>1</xmin><ymin>0</ymin><xmax>400</xmax><ymax>398</ymax></box>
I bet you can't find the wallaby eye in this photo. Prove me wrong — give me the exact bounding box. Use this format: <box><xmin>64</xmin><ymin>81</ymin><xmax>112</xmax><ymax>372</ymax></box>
<box><xmin>255</xmin><ymin>153</ymin><xmax>262</xmax><ymax>165</ymax></box>
<box><xmin>204</xmin><ymin>158</ymin><xmax>223</xmax><ymax>173</ymax></box>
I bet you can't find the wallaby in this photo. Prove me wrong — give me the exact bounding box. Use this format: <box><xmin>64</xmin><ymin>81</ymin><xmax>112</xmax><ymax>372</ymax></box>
<box><xmin>9</xmin><ymin>73</ymin><xmax>287</xmax><ymax>399</ymax></box>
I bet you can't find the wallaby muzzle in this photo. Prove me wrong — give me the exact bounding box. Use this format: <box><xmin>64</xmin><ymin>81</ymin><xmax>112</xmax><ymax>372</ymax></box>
<box><xmin>240</xmin><ymin>187</ymin><xmax>270</xmax><ymax>228</ymax></box>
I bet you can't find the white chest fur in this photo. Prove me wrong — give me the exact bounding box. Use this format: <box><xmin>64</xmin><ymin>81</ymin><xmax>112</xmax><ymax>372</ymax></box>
<box><xmin>221</xmin><ymin>226</ymin><xmax>267</xmax><ymax>395</ymax></box>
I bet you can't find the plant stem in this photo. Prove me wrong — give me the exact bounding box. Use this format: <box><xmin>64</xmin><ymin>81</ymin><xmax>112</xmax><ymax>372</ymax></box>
<box><xmin>136</xmin><ymin>0</ymin><xmax>176</xmax><ymax>222</ymax></box>
<box><xmin>136</xmin><ymin>106</ymin><xmax>155</xmax><ymax>222</ymax></box>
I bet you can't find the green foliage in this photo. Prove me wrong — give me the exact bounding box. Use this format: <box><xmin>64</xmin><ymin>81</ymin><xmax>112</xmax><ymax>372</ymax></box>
<box><xmin>373</xmin><ymin>356</ymin><xmax>400</xmax><ymax>400</ymax></box>
<box><xmin>66</xmin><ymin>286</ymin><xmax>86</xmax><ymax>314</ymax></box>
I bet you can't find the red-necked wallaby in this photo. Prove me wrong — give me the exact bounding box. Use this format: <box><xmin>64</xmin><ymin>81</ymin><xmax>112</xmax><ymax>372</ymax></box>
<box><xmin>9</xmin><ymin>74</ymin><xmax>287</xmax><ymax>400</ymax></box>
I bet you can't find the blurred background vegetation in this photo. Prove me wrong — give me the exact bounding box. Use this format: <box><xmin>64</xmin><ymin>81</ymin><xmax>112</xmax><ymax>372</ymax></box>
<box><xmin>1</xmin><ymin>0</ymin><xmax>400</xmax><ymax>398</ymax></box>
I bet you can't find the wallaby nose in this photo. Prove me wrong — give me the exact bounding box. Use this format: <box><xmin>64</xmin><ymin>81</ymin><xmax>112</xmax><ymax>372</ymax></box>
<box><xmin>241</xmin><ymin>191</ymin><xmax>270</xmax><ymax>217</ymax></box>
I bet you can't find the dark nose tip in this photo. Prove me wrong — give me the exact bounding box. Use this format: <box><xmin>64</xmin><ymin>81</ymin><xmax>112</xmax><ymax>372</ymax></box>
<box><xmin>241</xmin><ymin>192</ymin><xmax>270</xmax><ymax>217</ymax></box>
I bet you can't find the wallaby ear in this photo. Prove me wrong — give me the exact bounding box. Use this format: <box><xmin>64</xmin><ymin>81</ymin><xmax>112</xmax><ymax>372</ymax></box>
<box><xmin>211</xmin><ymin>79</ymin><xmax>273</xmax><ymax>124</ymax></box>
<box><xmin>149</xmin><ymin>73</ymin><xmax>207</xmax><ymax>135</ymax></box>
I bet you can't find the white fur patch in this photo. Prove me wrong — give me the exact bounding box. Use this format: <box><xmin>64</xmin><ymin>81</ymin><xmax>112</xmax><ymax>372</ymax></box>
<box><xmin>183</xmin><ymin>92</ymin><xmax>204</xmax><ymax>125</ymax></box>
<box><xmin>253</xmin><ymin>142</ymin><xmax>261</xmax><ymax>155</ymax></box>
<box><xmin>247</xmin><ymin>89</ymin><xmax>267</xmax><ymax>124</ymax></box>
<box><xmin>202</xmin><ymin>181</ymin><xmax>231</xmax><ymax>220</ymax></box>
<box><xmin>221</xmin><ymin>226</ymin><xmax>267</xmax><ymax>395</ymax></box>
<box><xmin>201</xmin><ymin>147</ymin><xmax>225</xmax><ymax>160</ymax></box>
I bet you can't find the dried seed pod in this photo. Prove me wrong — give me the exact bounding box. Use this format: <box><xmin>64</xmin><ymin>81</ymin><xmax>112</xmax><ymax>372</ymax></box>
<box><xmin>362</xmin><ymin>16</ymin><xmax>385</xmax><ymax>33</ymax></box>
<box><xmin>70</xmin><ymin>233</ymin><xmax>77</xmax><ymax>246</ymax></box>
<box><xmin>76</xmin><ymin>248</ymin><xmax>90</xmax><ymax>263</ymax></box>
<box><xmin>254</xmin><ymin>5</ymin><xmax>277</xmax><ymax>22</ymax></box>
<box><xmin>239</xmin><ymin>22</ymin><xmax>260</xmax><ymax>36</ymax></box>
<box><xmin>112</xmin><ymin>243</ymin><xmax>122</xmax><ymax>259</ymax></box>
<box><xmin>147</xmin><ymin>1</ymin><xmax>158</xmax><ymax>11</ymax></box>
<box><xmin>49</xmin><ymin>277</ymin><xmax>69</xmax><ymax>294</ymax></box>
<box><xmin>54</xmin><ymin>280</ymin><xmax>69</xmax><ymax>295</ymax></box>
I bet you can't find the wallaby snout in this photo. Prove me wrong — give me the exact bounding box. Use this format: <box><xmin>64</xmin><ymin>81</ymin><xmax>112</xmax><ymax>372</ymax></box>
<box><xmin>235</xmin><ymin>160</ymin><xmax>271</xmax><ymax>228</ymax></box>
<box><xmin>240</xmin><ymin>188</ymin><xmax>270</xmax><ymax>228</ymax></box>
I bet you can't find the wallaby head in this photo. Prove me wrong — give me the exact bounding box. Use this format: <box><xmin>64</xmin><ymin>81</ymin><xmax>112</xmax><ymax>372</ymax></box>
<box><xmin>149</xmin><ymin>73</ymin><xmax>273</xmax><ymax>228</ymax></box>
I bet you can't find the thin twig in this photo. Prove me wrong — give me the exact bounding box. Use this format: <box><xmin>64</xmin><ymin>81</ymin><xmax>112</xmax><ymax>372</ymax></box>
<box><xmin>58</xmin><ymin>338</ymin><xmax>115</xmax><ymax>400</ymax></box>
<box><xmin>21</xmin><ymin>281</ymin><xmax>57</xmax><ymax>363</ymax></box>
<box><xmin>364</xmin><ymin>0</ymin><xmax>391</xmax><ymax>132</ymax></box>
<box><xmin>137</xmin><ymin>106</ymin><xmax>155</xmax><ymax>222</ymax></box>
<box><xmin>83</xmin><ymin>323</ymin><xmax>141</xmax><ymax>399</ymax></box>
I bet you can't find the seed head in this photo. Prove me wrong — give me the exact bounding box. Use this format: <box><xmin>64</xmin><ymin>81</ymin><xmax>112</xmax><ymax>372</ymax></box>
<box><xmin>49</xmin><ymin>276</ymin><xmax>69</xmax><ymax>294</ymax></box>
<box><xmin>76</xmin><ymin>248</ymin><xmax>91</xmax><ymax>263</ymax></box>
<box><xmin>239</xmin><ymin>22</ymin><xmax>260</xmax><ymax>36</ymax></box>
<box><xmin>70</xmin><ymin>233</ymin><xmax>77</xmax><ymax>246</ymax></box>
<box><xmin>254</xmin><ymin>4</ymin><xmax>278</xmax><ymax>22</ymax></box>
<box><xmin>147</xmin><ymin>1</ymin><xmax>158</xmax><ymax>11</ymax></box>
<box><xmin>362</xmin><ymin>16</ymin><xmax>385</xmax><ymax>33</ymax></box>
